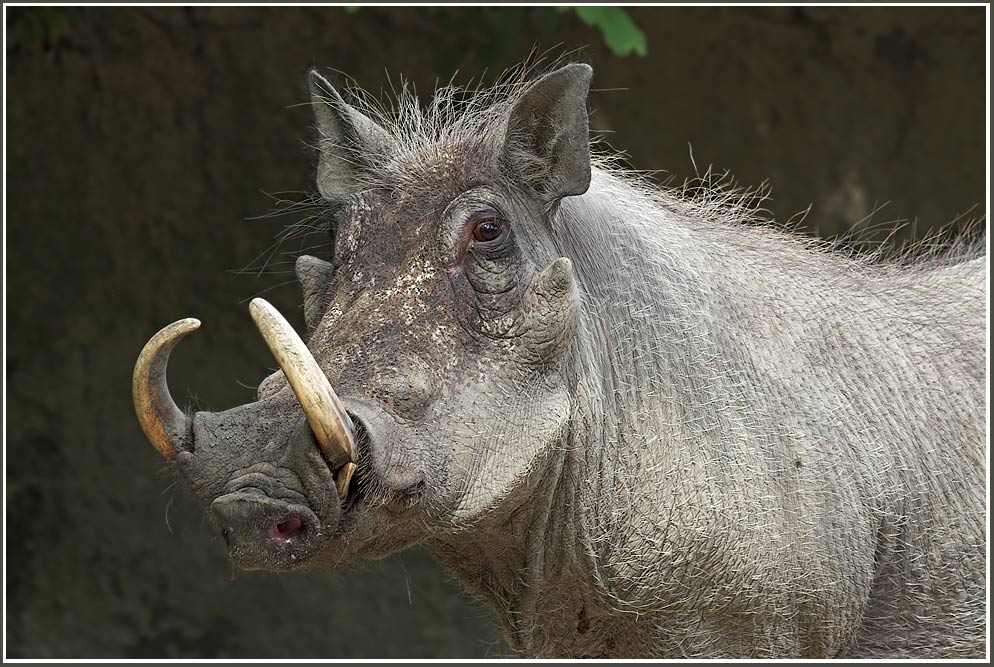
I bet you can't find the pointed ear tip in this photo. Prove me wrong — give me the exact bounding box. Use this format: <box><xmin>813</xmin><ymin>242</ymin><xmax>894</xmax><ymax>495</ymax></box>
<box><xmin>307</xmin><ymin>68</ymin><xmax>323</xmax><ymax>86</ymax></box>
<box><xmin>561</xmin><ymin>62</ymin><xmax>593</xmax><ymax>81</ymax></box>
<box><xmin>308</xmin><ymin>70</ymin><xmax>326</xmax><ymax>96</ymax></box>
<box><xmin>308</xmin><ymin>69</ymin><xmax>340</xmax><ymax>97</ymax></box>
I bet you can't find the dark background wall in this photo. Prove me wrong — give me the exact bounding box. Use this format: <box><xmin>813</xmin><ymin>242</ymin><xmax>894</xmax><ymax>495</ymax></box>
<box><xmin>5</xmin><ymin>5</ymin><xmax>986</xmax><ymax>659</ymax></box>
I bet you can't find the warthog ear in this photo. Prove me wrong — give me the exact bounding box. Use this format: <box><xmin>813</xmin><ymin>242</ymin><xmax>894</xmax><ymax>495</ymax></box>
<box><xmin>309</xmin><ymin>69</ymin><xmax>397</xmax><ymax>198</ymax></box>
<box><xmin>503</xmin><ymin>63</ymin><xmax>593</xmax><ymax>205</ymax></box>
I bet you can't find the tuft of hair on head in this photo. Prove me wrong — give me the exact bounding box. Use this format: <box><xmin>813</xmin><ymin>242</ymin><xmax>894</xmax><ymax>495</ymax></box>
<box><xmin>308</xmin><ymin>52</ymin><xmax>598</xmax><ymax>184</ymax></box>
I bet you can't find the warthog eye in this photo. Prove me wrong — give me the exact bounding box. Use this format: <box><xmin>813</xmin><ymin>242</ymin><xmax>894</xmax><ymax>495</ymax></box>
<box><xmin>472</xmin><ymin>216</ymin><xmax>508</xmax><ymax>244</ymax></box>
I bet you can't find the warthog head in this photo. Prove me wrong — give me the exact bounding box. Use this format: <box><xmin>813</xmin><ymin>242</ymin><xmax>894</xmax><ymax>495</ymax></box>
<box><xmin>134</xmin><ymin>64</ymin><xmax>591</xmax><ymax>572</ymax></box>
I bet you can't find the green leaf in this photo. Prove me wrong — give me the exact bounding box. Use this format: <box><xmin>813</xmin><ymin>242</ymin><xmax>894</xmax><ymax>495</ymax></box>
<box><xmin>558</xmin><ymin>6</ymin><xmax>647</xmax><ymax>57</ymax></box>
<box><xmin>343</xmin><ymin>6</ymin><xmax>361</xmax><ymax>14</ymax></box>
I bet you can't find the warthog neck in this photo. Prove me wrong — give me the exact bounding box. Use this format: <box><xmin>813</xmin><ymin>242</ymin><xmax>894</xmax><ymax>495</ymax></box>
<box><xmin>427</xmin><ymin>422</ymin><xmax>635</xmax><ymax>658</ymax></box>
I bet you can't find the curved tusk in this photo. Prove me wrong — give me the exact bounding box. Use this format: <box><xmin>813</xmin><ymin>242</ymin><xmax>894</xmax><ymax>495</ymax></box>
<box><xmin>249</xmin><ymin>298</ymin><xmax>356</xmax><ymax>492</ymax></box>
<box><xmin>133</xmin><ymin>318</ymin><xmax>200</xmax><ymax>460</ymax></box>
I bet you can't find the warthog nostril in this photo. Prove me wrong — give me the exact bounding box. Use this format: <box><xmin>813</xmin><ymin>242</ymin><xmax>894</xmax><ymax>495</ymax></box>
<box><xmin>271</xmin><ymin>516</ymin><xmax>304</xmax><ymax>542</ymax></box>
<box><xmin>211</xmin><ymin>492</ymin><xmax>324</xmax><ymax>570</ymax></box>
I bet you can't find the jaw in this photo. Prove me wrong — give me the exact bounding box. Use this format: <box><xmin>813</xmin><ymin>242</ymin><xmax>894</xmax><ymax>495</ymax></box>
<box><xmin>302</xmin><ymin>504</ymin><xmax>429</xmax><ymax>570</ymax></box>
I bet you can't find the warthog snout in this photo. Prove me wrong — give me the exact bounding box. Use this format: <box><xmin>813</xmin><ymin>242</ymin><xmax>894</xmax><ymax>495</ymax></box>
<box><xmin>134</xmin><ymin>299</ymin><xmax>367</xmax><ymax>569</ymax></box>
<box><xmin>203</xmin><ymin>418</ymin><xmax>338</xmax><ymax>570</ymax></box>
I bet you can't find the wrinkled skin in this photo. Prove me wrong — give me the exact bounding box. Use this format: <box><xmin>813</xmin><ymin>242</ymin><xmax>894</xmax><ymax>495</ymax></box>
<box><xmin>137</xmin><ymin>64</ymin><xmax>987</xmax><ymax>658</ymax></box>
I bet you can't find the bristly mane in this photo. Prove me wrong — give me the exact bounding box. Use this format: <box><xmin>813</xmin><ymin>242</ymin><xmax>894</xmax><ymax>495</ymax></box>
<box><xmin>312</xmin><ymin>60</ymin><xmax>986</xmax><ymax>273</ymax></box>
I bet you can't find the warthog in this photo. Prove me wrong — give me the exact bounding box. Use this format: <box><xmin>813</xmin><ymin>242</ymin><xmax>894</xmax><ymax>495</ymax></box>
<box><xmin>133</xmin><ymin>63</ymin><xmax>986</xmax><ymax>658</ymax></box>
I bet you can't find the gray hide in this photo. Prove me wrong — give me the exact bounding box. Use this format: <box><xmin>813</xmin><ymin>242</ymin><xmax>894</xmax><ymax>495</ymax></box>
<box><xmin>136</xmin><ymin>64</ymin><xmax>987</xmax><ymax>658</ymax></box>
